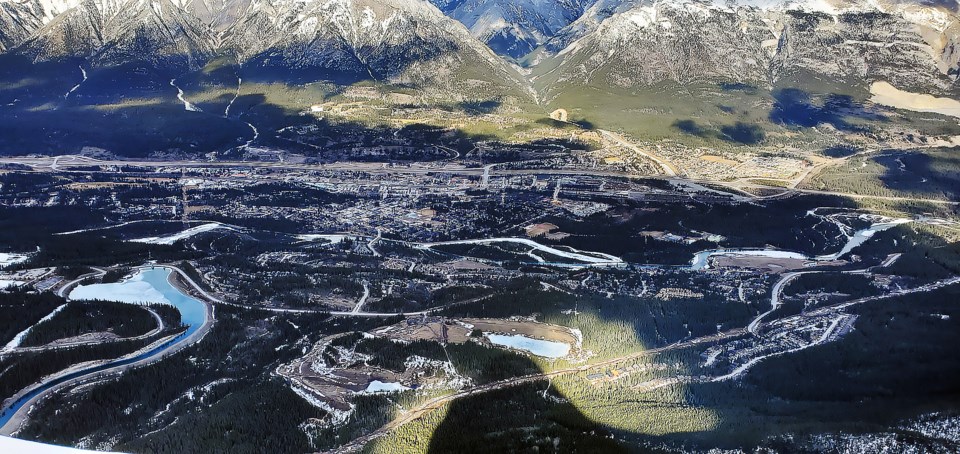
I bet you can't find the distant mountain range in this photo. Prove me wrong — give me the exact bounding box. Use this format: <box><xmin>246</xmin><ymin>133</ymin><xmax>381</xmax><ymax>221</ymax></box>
<box><xmin>0</xmin><ymin>0</ymin><xmax>528</xmax><ymax>96</ymax></box>
<box><xmin>1</xmin><ymin>0</ymin><xmax>957</xmax><ymax>97</ymax></box>
<box><xmin>0</xmin><ymin>0</ymin><xmax>958</xmax><ymax>159</ymax></box>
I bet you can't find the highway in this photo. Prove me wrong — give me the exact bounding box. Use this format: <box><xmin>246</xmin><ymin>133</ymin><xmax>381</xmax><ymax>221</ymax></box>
<box><xmin>598</xmin><ymin>129</ymin><xmax>680</xmax><ymax>177</ymax></box>
<box><xmin>327</xmin><ymin>273</ymin><xmax>960</xmax><ymax>453</ymax></box>
<box><xmin>56</xmin><ymin>267</ymin><xmax>106</xmax><ymax>298</ymax></box>
<box><xmin>3</xmin><ymin>155</ymin><xmax>956</xmax><ymax>206</ymax></box>
<box><xmin>748</xmin><ymin>271</ymin><xmax>807</xmax><ymax>335</ymax></box>
<box><xmin>748</xmin><ymin>254</ymin><xmax>902</xmax><ymax>335</ymax></box>
<box><xmin>163</xmin><ymin>264</ymin><xmax>489</xmax><ymax>317</ymax></box>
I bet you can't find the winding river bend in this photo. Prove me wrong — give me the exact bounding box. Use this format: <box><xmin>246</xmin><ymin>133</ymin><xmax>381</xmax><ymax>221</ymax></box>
<box><xmin>0</xmin><ymin>267</ymin><xmax>211</xmax><ymax>434</ymax></box>
<box><xmin>689</xmin><ymin>217</ymin><xmax>911</xmax><ymax>271</ymax></box>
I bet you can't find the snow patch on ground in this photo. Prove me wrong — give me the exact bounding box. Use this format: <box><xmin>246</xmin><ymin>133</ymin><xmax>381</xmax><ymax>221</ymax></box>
<box><xmin>130</xmin><ymin>223</ymin><xmax>233</xmax><ymax>245</ymax></box>
<box><xmin>290</xmin><ymin>384</ymin><xmax>354</xmax><ymax>428</ymax></box>
<box><xmin>690</xmin><ymin>248</ymin><xmax>807</xmax><ymax>270</ymax></box>
<box><xmin>0</xmin><ymin>436</ymin><xmax>113</xmax><ymax>453</ymax></box>
<box><xmin>296</xmin><ymin>234</ymin><xmax>352</xmax><ymax>244</ymax></box>
<box><xmin>359</xmin><ymin>380</ymin><xmax>410</xmax><ymax>394</ymax></box>
<box><xmin>69</xmin><ymin>275</ymin><xmax>172</xmax><ymax>305</ymax></box>
<box><xmin>0</xmin><ymin>279</ymin><xmax>26</xmax><ymax>289</ymax></box>
<box><xmin>0</xmin><ymin>252</ymin><xmax>30</xmax><ymax>267</ymax></box>
<box><xmin>3</xmin><ymin>303</ymin><xmax>68</xmax><ymax>350</ymax></box>
<box><xmin>419</xmin><ymin>238</ymin><xmax>622</xmax><ymax>266</ymax></box>
<box><xmin>405</xmin><ymin>355</ymin><xmax>472</xmax><ymax>389</ymax></box>
<box><xmin>170</xmin><ymin>79</ymin><xmax>201</xmax><ymax>112</ymax></box>
<box><xmin>907</xmin><ymin>412</ymin><xmax>960</xmax><ymax>442</ymax></box>
<box><xmin>569</xmin><ymin>328</ymin><xmax>583</xmax><ymax>352</ymax></box>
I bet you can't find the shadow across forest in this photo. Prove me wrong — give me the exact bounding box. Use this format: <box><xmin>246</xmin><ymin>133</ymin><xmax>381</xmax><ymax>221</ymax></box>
<box><xmin>408</xmin><ymin>235</ymin><xmax>960</xmax><ymax>452</ymax></box>
<box><xmin>874</xmin><ymin>150</ymin><xmax>960</xmax><ymax>200</ymax></box>
<box><xmin>1</xmin><ymin>54</ymin><xmax>960</xmax><ymax>453</ymax></box>
<box><xmin>0</xmin><ymin>54</ymin><xmax>580</xmax><ymax>163</ymax></box>
<box><xmin>769</xmin><ymin>88</ymin><xmax>887</xmax><ymax>132</ymax></box>
<box><xmin>672</xmin><ymin>86</ymin><xmax>891</xmax><ymax>145</ymax></box>
<box><xmin>672</xmin><ymin>119</ymin><xmax>766</xmax><ymax>144</ymax></box>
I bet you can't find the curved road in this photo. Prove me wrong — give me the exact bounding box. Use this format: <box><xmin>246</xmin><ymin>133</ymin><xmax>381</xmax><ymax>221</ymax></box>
<box><xmin>598</xmin><ymin>129</ymin><xmax>680</xmax><ymax>177</ymax></box>
<box><xmin>748</xmin><ymin>271</ymin><xmax>808</xmax><ymax>335</ymax></box>
<box><xmin>4</xmin><ymin>155</ymin><xmax>956</xmax><ymax>207</ymax></box>
<box><xmin>163</xmin><ymin>263</ymin><xmax>491</xmax><ymax>318</ymax></box>
<box><xmin>3</xmin><ymin>306</ymin><xmax>164</xmax><ymax>355</ymax></box>
<box><xmin>328</xmin><ymin>273</ymin><xmax>960</xmax><ymax>453</ymax></box>
<box><xmin>0</xmin><ymin>265</ymin><xmax>214</xmax><ymax>436</ymax></box>
<box><xmin>748</xmin><ymin>254</ymin><xmax>902</xmax><ymax>335</ymax></box>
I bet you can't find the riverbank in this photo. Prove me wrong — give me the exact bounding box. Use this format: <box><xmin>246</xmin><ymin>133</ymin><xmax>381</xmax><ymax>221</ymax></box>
<box><xmin>0</xmin><ymin>266</ymin><xmax>215</xmax><ymax>437</ymax></box>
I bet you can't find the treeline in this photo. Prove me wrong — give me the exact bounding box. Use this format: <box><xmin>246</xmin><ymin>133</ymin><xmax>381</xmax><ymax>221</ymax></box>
<box><xmin>0</xmin><ymin>336</ymin><xmax>156</xmax><ymax>402</ymax></box>
<box><xmin>204</xmin><ymin>255</ymin><xmax>368</xmax><ymax>308</ymax></box>
<box><xmin>55</xmin><ymin>265</ymin><xmax>94</xmax><ymax>280</ymax></box>
<box><xmin>17</xmin><ymin>306</ymin><xmax>360</xmax><ymax>449</ymax></box>
<box><xmin>19</xmin><ymin>301</ymin><xmax>162</xmax><ymax>347</ymax></box>
<box><xmin>352</xmin><ymin>337</ymin><xmax>447</xmax><ymax>372</ymax></box>
<box><xmin>122</xmin><ymin>380</ymin><xmax>321</xmax><ymax>454</ymax></box>
<box><xmin>30</xmin><ymin>233</ymin><xmax>199</xmax><ymax>269</ymax></box>
<box><xmin>363</xmin><ymin>281</ymin><xmax>470</xmax><ymax>314</ymax></box>
<box><xmin>0</xmin><ymin>290</ymin><xmax>65</xmax><ymax>345</ymax></box>
<box><xmin>177</xmin><ymin>261</ymin><xmax>210</xmax><ymax>291</ymax></box>
<box><xmin>811</xmin><ymin>150</ymin><xmax>960</xmax><ymax>201</ymax></box>
<box><xmin>149</xmin><ymin>303</ymin><xmax>182</xmax><ymax>328</ymax></box>
<box><xmin>0</xmin><ymin>172</ymin><xmax>60</xmax><ymax>196</ymax></box>
<box><xmin>540</xmin><ymin>195</ymin><xmax>856</xmax><ymax>261</ymax></box>
<box><xmin>446</xmin><ymin>342</ymin><xmax>540</xmax><ymax>385</ymax></box>
<box><xmin>100</xmin><ymin>267</ymin><xmax>132</xmax><ymax>284</ymax></box>
<box><xmin>886</xmin><ymin>251</ymin><xmax>957</xmax><ymax>280</ymax></box>
<box><xmin>0</xmin><ymin>206</ymin><xmax>105</xmax><ymax>252</ymax></box>
<box><xmin>428</xmin><ymin>285</ymin><xmax>491</xmax><ymax>307</ymax></box>
<box><xmin>67</xmin><ymin>183</ymin><xmax>179</xmax><ymax>205</ymax></box>
<box><xmin>310</xmin><ymin>393</ymin><xmax>396</xmax><ymax>450</ymax></box>
<box><xmin>784</xmin><ymin>273</ymin><xmax>876</xmax><ymax>299</ymax></box>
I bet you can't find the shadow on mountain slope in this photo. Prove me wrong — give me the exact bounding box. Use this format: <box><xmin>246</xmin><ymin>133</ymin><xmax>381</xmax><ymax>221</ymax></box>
<box><xmin>770</xmin><ymin>88</ymin><xmax>888</xmax><ymax>132</ymax></box>
<box><xmin>0</xmin><ymin>55</ymin><xmax>530</xmax><ymax>159</ymax></box>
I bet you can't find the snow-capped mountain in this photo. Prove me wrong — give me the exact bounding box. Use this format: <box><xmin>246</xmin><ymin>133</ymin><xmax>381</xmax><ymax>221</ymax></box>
<box><xmin>533</xmin><ymin>0</ymin><xmax>960</xmax><ymax>95</ymax></box>
<box><xmin>428</xmin><ymin>0</ymin><xmax>594</xmax><ymax>58</ymax></box>
<box><xmin>0</xmin><ymin>0</ymin><xmax>528</xmax><ymax>95</ymax></box>
<box><xmin>0</xmin><ymin>0</ymin><xmax>958</xmax><ymax>98</ymax></box>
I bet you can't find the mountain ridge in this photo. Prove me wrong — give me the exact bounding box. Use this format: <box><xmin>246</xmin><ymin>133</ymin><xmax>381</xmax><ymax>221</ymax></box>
<box><xmin>2</xmin><ymin>0</ymin><xmax>958</xmax><ymax>98</ymax></box>
<box><xmin>0</xmin><ymin>0</ymin><xmax>531</xmax><ymax>98</ymax></box>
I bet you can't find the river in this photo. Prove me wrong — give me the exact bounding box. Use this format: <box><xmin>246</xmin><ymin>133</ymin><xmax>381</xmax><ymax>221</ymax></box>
<box><xmin>68</xmin><ymin>268</ymin><xmax>207</xmax><ymax>336</ymax></box>
<box><xmin>0</xmin><ymin>268</ymin><xmax>209</xmax><ymax>431</ymax></box>
<box><xmin>689</xmin><ymin>217</ymin><xmax>911</xmax><ymax>271</ymax></box>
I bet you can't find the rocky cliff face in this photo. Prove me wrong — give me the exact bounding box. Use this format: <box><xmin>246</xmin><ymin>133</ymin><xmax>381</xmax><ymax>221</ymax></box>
<box><xmin>428</xmin><ymin>0</ymin><xmax>594</xmax><ymax>58</ymax></box>
<box><xmin>0</xmin><ymin>0</ymin><xmax>957</xmax><ymax>98</ymax></box>
<box><xmin>0</xmin><ymin>0</ymin><xmax>78</xmax><ymax>52</ymax></box>
<box><xmin>0</xmin><ymin>0</ymin><xmax>528</xmax><ymax>96</ymax></box>
<box><xmin>535</xmin><ymin>0</ymin><xmax>960</xmax><ymax>95</ymax></box>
